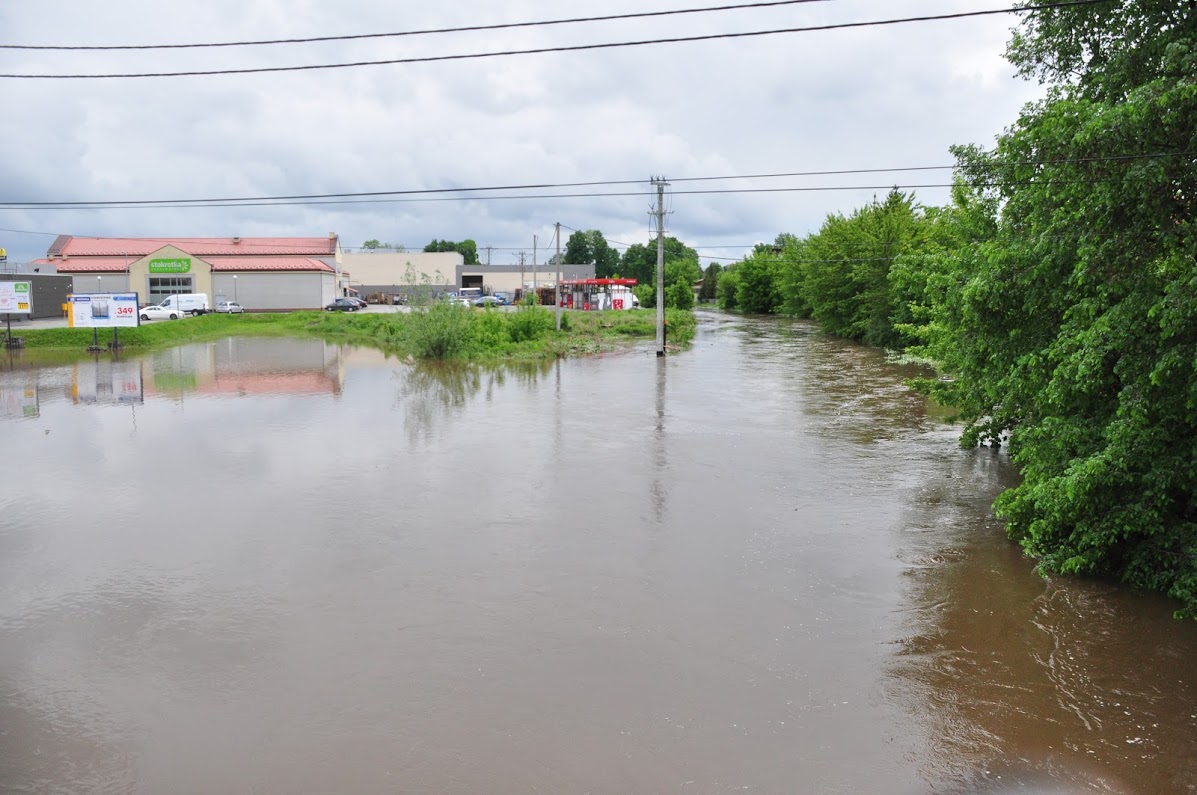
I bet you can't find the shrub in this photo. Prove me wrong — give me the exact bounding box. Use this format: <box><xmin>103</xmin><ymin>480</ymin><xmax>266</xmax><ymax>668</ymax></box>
<box><xmin>407</xmin><ymin>302</ymin><xmax>474</xmax><ymax>358</ymax></box>
<box><xmin>507</xmin><ymin>306</ymin><xmax>554</xmax><ymax>342</ymax></box>
<box><xmin>666</xmin><ymin>280</ymin><xmax>695</xmax><ymax>310</ymax></box>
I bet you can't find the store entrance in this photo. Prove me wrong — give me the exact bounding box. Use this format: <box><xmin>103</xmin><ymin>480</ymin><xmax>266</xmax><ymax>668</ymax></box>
<box><xmin>148</xmin><ymin>276</ymin><xmax>194</xmax><ymax>304</ymax></box>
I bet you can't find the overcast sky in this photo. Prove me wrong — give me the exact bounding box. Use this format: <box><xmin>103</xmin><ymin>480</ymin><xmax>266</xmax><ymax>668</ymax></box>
<box><xmin>0</xmin><ymin>0</ymin><xmax>1043</xmax><ymax>267</ymax></box>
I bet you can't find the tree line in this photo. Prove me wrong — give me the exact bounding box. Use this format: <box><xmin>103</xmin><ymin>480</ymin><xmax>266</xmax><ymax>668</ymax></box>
<box><xmin>714</xmin><ymin>1</ymin><xmax>1197</xmax><ymax>617</ymax></box>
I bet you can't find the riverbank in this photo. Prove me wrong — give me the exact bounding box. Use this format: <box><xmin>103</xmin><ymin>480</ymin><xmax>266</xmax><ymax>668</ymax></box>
<box><xmin>4</xmin><ymin>305</ymin><xmax>697</xmax><ymax>360</ymax></box>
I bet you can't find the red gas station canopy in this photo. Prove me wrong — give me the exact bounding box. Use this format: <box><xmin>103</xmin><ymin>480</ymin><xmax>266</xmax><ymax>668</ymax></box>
<box><xmin>560</xmin><ymin>278</ymin><xmax>638</xmax><ymax>286</ymax></box>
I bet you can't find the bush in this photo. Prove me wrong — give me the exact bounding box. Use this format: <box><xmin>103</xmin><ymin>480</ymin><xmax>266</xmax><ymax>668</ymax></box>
<box><xmin>408</xmin><ymin>302</ymin><xmax>474</xmax><ymax>358</ymax></box>
<box><xmin>666</xmin><ymin>281</ymin><xmax>695</xmax><ymax>310</ymax></box>
<box><xmin>507</xmin><ymin>306</ymin><xmax>554</xmax><ymax>342</ymax></box>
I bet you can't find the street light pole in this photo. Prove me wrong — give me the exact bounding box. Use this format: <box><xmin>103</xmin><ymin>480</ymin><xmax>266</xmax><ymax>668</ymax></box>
<box><xmin>233</xmin><ymin>274</ymin><xmax>238</xmax><ymax>303</ymax></box>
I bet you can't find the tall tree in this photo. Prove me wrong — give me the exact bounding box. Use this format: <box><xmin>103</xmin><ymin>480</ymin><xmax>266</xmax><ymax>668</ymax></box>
<box><xmin>801</xmin><ymin>189</ymin><xmax>928</xmax><ymax>347</ymax></box>
<box><xmin>621</xmin><ymin>237</ymin><xmax>700</xmax><ymax>287</ymax></box>
<box><xmin>698</xmin><ymin>263</ymin><xmax>722</xmax><ymax>301</ymax></box>
<box><xmin>563</xmin><ymin>230</ymin><xmax>620</xmax><ymax>277</ymax></box>
<box><xmin>423</xmin><ymin>239</ymin><xmax>479</xmax><ymax>265</ymax></box>
<box><xmin>936</xmin><ymin>0</ymin><xmax>1197</xmax><ymax>616</ymax></box>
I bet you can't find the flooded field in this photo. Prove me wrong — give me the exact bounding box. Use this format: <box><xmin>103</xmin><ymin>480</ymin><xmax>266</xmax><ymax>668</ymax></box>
<box><xmin>2</xmin><ymin>314</ymin><xmax>1195</xmax><ymax>793</ymax></box>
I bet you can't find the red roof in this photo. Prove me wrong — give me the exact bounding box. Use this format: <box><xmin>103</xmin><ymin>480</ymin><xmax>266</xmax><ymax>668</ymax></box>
<box><xmin>210</xmin><ymin>257</ymin><xmax>334</xmax><ymax>272</ymax></box>
<box><xmin>49</xmin><ymin>235</ymin><xmax>337</xmax><ymax>258</ymax></box>
<box><xmin>48</xmin><ymin>256</ymin><xmax>334</xmax><ymax>273</ymax></box>
<box><xmin>562</xmin><ymin>278</ymin><xmax>639</xmax><ymax>286</ymax></box>
<box><xmin>34</xmin><ymin>257</ymin><xmax>128</xmax><ymax>272</ymax></box>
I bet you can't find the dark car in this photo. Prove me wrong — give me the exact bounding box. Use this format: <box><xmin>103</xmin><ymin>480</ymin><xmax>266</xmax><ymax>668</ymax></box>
<box><xmin>324</xmin><ymin>298</ymin><xmax>360</xmax><ymax>312</ymax></box>
<box><xmin>344</xmin><ymin>296</ymin><xmax>368</xmax><ymax>310</ymax></box>
<box><xmin>473</xmin><ymin>295</ymin><xmax>507</xmax><ymax>308</ymax></box>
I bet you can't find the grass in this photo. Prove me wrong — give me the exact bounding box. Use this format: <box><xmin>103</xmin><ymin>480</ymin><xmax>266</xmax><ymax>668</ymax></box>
<box><xmin>6</xmin><ymin>306</ymin><xmax>697</xmax><ymax>362</ymax></box>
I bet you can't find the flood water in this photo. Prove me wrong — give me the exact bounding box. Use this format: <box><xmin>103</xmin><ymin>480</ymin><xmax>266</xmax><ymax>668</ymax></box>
<box><xmin>2</xmin><ymin>314</ymin><xmax>1195</xmax><ymax>794</ymax></box>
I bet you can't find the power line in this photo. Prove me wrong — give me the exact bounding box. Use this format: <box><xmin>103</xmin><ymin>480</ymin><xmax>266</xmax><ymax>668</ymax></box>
<box><xmin>0</xmin><ymin>177</ymin><xmax>1177</xmax><ymax>211</ymax></box>
<box><xmin>1</xmin><ymin>150</ymin><xmax>1184</xmax><ymax>209</ymax></box>
<box><xmin>0</xmin><ymin>0</ymin><xmax>1114</xmax><ymax>80</ymax></box>
<box><xmin>0</xmin><ymin>0</ymin><xmax>834</xmax><ymax>51</ymax></box>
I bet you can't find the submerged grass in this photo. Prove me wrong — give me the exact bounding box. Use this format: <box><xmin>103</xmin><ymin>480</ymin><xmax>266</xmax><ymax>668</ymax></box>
<box><xmin>8</xmin><ymin>306</ymin><xmax>696</xmax><ymax>362</ymax></box>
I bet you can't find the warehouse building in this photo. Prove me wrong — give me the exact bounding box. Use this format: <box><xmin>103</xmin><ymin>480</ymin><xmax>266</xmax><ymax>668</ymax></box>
<box><xmin>337</xmin><ymin>251</ymin><xmax>596</xmax><ymax>301</ymax></box>
<box><xmin>35</xmin><ymin>234</ymin><xmax>345</xmax><ymax>311</ymax></box>
<box><xmin>338</xmin><ymin>251</ymin><xmax>462</xmax><ymax>299</ymax></box>
<box><xmin>456</xmin><ymin>263</ymin><xmax>595</xmax><ymax>295</ymax></box>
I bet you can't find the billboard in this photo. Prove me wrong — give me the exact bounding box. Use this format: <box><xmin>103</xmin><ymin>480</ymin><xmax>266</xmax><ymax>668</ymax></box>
<box><xmin>68</xmin><ymin>293</ymin><xmax>140</xmax><ymax>328</ymax></box>
<box><xmin>0</xmin><ymin>281</ymin><xmax>31</xmax><ymax>313</ymax></box>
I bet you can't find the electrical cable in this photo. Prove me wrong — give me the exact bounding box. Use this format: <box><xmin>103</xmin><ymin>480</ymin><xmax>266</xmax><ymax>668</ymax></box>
<box><xmin>0</xmin><ymin>0</ymin><xmax>835</xmax><ymax>51</ymax></box>
<box><xmin>0</xmin><ymin>174</ymin><xmax>1181</xmax><ymax>211</ymax></box>
<box><xmin>0</xmin><ymin>0</ymin><xmax>1114</xmax><ymax>80</ymax></box>
<box><xmin>3</xmin><ymin>149</ymin><xmax>1183</xmax><ymax>209</ymax></box>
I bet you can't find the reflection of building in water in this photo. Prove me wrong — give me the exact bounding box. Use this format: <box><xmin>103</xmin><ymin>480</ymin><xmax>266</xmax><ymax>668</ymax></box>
<box><xmin>70</xmin><ymin>358</ymin><xmax>144</xmax><ymax>405</ymax></box>
<box><xmin>142</xmin><ymin>338</ymin><xmax>345</xmax><ymax>398</ymax></box>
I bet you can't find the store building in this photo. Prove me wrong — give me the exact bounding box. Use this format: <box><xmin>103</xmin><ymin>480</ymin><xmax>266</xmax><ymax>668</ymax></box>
<box><xmin>35</xmin><ymin>235</ymin><xmax>344</xmax><ymax>311</ymax></box>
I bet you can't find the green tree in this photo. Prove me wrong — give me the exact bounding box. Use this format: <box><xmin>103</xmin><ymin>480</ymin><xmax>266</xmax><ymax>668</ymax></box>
<box><xmin>731</xmin><ymin>248</ymin><xmax>783</xmax><ymax>315</ymax></box>
<box><xmin>666</xmin><ymin>280</ymin><xmax>695</xmax><ymax>310</ymax></box>
<box><xmin>621</xmin><ymin>237</ymin><xmax>700</xmax><ymax>288</ymax></box>
<box><xmin>716</xmin><ymin>265</ymin><xmax>739</xmax><ymax>311</ymax></box>
<box><xmin>564</xmin><ymin>230</ymin><xmax>621</xmax><ymax>277</ymax></box>
<box><xmin>424</xmin><ymin>239</ymin><xmax>480</xmax><ymax>265</ymax></box>
<box><xmin>802</xmin><ymin>189</ymin><xmax>929</xmax><ymax>347</ymax></box>
<box><xmin>362</xmin><ymin>240</ymin><xmax>405</xmax><ymax>251</ymax></box>
<box><xmin>935</xmin><ymin>0</ymin><xmax>1197</xmax><ymax>616</ymax></box>
<box><xmin>698</xmin><ymin>263</ymin><xmax>722</xmax><ymax>301</ymax></box>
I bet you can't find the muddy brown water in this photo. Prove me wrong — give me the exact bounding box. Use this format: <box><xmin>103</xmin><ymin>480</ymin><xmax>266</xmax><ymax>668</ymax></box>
<box><xmin>1</xmin><ymin>315</ymin><xmax>1194</xmax><ymax>794</ymax></box>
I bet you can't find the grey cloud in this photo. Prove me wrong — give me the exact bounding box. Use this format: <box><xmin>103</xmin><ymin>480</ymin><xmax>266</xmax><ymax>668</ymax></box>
<box><xmin>1</xmin><ymin>1</ymin><xmax>1040</xmax><ymax>265</ymax></box>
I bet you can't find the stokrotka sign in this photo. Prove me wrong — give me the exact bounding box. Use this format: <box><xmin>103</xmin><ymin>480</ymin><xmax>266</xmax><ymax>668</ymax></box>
<box><xmin>148</xmin><ymin>258</ymin><xmax>191</xmax><ymax>273</ymax></box>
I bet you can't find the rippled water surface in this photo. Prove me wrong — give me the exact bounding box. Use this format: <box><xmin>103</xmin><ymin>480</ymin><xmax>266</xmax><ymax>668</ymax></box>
<box><xmin>2</xmin><ymin>317</ymin><xmax>1195</xmax><ymax>793</ymax></box>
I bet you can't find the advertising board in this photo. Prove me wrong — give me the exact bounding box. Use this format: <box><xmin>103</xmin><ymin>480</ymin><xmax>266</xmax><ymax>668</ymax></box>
<box><xmin>68</xmin><ymin>293</ymin><xmax>140</xmax><ymax>328</ymax></box>
<box><xmin>0</xmin><ymin>281</ymin><xmax>32</xmax><ymax>313</ymax></box>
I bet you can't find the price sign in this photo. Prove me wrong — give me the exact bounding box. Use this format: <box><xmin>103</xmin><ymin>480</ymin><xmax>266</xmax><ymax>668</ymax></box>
<box><xmin>69</xmin><ymin>293</ymin><xmax>140</xmax><ymax>328</ymax></box>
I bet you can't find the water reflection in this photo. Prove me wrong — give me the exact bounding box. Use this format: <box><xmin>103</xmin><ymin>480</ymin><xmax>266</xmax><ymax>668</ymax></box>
<box><xmin>3</xmin><ymin>319</ymin><xmax>1197</xmax><ymax>793</ymax></box>
<box><xmin>71</xmin><ymin>357</ymin><xmax>144</xmax><ymax>405</ymax></box>
<box><xmin>651</xmin><ymin>357</ymin><xmax>668</xmax><ymax>523</ymax></box>
<box><xmin>145</xmin><ymin>337</ymin><xmax>344</xmax><ymax>398</ymax></box>
<box><xmin>889</xmin><ymin>442</ymin><xmax>1197</xmax><ymax>793</ymax></box>
<box><xmin>0</xmin><ymin>376</ymin><xmax>39</xmax><ymax>418</ymax></box>
<box><xmin>398</xmin><ymin>360</ymin><xmax>552</xmax><ymax>443</ymax></box>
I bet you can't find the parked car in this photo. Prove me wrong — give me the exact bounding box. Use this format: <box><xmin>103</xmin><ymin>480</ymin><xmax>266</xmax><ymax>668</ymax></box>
<box><xmin>474</xmin><ymin>295</ymin><xmax>507</xmax><ymax>308</ymax></box>
<box><xmin>325</xmin><ymin>298</ymin><xmax>360</xmax><ymax>312</ymax></box>
<box><xmin>344</xmin><ymin>296</ymin><xmax>368</xmax><ymax>310</ymax></box>
<box><xmin>215</xmin><ymin>301</ymin><xmax>244</xmax><ymax>314</ymax></box>
<box><xmin>140</xmin><ymin>305</ymin><xmax>184</xmax><ymax>321</ymax></box>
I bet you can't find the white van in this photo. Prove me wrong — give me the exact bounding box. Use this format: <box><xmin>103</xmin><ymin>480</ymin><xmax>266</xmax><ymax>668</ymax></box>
<box><xmin>157</xmin><ymin>293</ymin><xmax>210</xmax><ymax>316</ymax></box>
